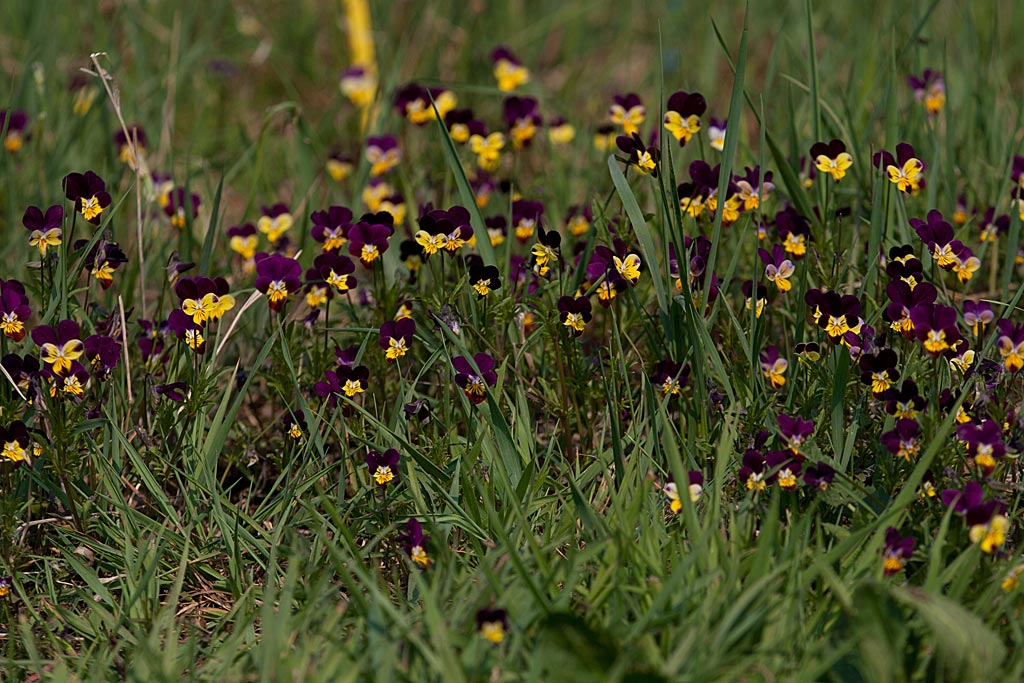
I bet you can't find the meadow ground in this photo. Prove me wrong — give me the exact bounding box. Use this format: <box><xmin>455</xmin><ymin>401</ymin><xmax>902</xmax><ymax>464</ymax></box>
<box><xmin>1</xmin><ymin>0</ymin><xmax>1024</xmax><ymax>680</ymax></box>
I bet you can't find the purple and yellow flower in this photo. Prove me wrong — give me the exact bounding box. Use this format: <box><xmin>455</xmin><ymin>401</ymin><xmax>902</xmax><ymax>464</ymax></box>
<box><xmin>491</xmin><ymin>47</ymin><xmax>529</xmax><ymax>92</ymax></box>
<box><xmin>735</xmin><ymin>166</ymin><xmax>774</xmax><ymax>211</ymax></box>
<box><xmin>766</xmin><ymin>450</ymin><xmax>801</xmax><ymax>489</ymax></box>
<box><xmin>62</xmin><ymin>171</ymin><xmax>112</xmax><ymax>224</ymax></box>
<box><xmin>0</xmin><ymin>421</ymin><xmax>31</xmax><ymax>463</ymax></box>
<box><xmin>663</xmin><ymin>90</ymin><xmax>706</xmax><ymax>145</ymax></box>
<box><xmin>910</xmin><ymin>210</ymin><xmax>959</xmax><ymax>269</ymax></box>
<box><xmin>530</xmin><ymin>225</ymin><xmax>562</xmax><ymax>277</ymax></box>
<box><xmin>859</xmin><ymin>348</ymin><xmax>900</xmax><ymax>396</ymax></box>
<box><xmin>777</xmin><ymin>413</ymin><xmax>814</xmax><ymax>455</ymax></box>
<box><xmin>759</xmin><ymin>244</ymin><xmax>795</xmax><ymax>293</ymax></box>
<box><xmin>593</xmin><ymin>123</ymin><xmax>617</xmax><ymax>152</ymax></box>
<box><xmin>32</xmin><ymin>320</ymin><xmax>84</xmax><ymax>375</ymax></box>
<box><xmin>175</xmin><ymin>277</ymin><xmax>235</xmax><ymax>326</ymax></box>
<box><xmin>963</xmin><ymin>300</ymin><xmax>994</xmax><ymax>337</ymax></box>
<box><xmin>806</xmin><ymin>289</ymin><xmax>864</xmax><ymax>344</ymax></box>
<box><xmin>379</xmin><ymin>319</ymin><xmax>415</xmax><ymax>362</ymax></box>
<box><xmin>314</xmin><ymin>251</ymin><xmax>357</xmax><ymax>294</ymax></box>
<box><xmin>883</xmin><ymin>380</ymin><xmax>927</xmax><ymax>420</ymax></box>
<box><xmin>469</xmin><ymin>263</ymin><xmax>501</xmax><ymax>298</ymax></box>
<box><xmin>227</xmin><ymin>224</ymin><xmax>259</xmax><ymax>261</ymax></box>
<box><xmin>885</xmin><ymin>280</ymin><xmax>936</xmax><ymax>338</ymax></box>
<box><xmin>908</xmin><ymin>303</ymin><xmax>961</xmax><ymax>356</ymax></box>
<box><xmin>76</xmin><ymin>238</ymin><xmax>128</xmax><ymax>290</ymax></box>
<box><xmin>83</xmin><ymin>334</ymin><xmax>121</xmax><ymax>379</ymax></box>
<box><xmin>564</xmin><ymin>205</ymin><xmax>592</xmax><ymax>238</ymax></box>
<box><xmin>167</xmin><ymin>310</ymin><xmax>206</xmax><ymax>353</ymax></box>
<box><xmin>1</xmin><ymin>353</ymin><xmax>39</xmax><ymax>394</ymax></box>
<box><xmin>942</xmin><ymin>482</ymin><xmax>1008</xmax><ymax>553</ymax></box>
<box><xmin>257</xmin><ymin>203</ymin><xmax>293</xmax><ymax>244</ymax></box>
<box><xmin>609</xmin><ymin>93</ymin><xmax>646</xmax><ymax>136</ymax></box>
<box><xmin>315</xmin><ymin>364</ymin><xmax>369</xmax><ymax>407</ymax></box>
<box><xmin>775</xmin><ymin>208</ymin><xmax>811</xmax><ymax>257</ymax></box>
<box><xmin>393</xmin><ymin>83</ymin><xmax>457</xmax><ymax>125</ymax></box>
<box><xmin>558</xmin><ymin>295</ymin><xmax>592</xmax><ymax>336</ymax></box>
<box><xmin>453</xmin><ymin>353</ymin><xmax>497</xmax><ymax>404</ymax></box>
<box><xmin>164</xmin><ymin>188</ymin><xmax>200</xmax><ymax>231</ymax></box>
<box><xmin>22</xmin><ymin>205</ymin><xmax>63</xmax><ymax>257</ymax></box>
<box><xmin>310</xmin><ymin>206</ymin><xmax>353</xmax><ymax>254</ymax></box>
<box><xmin>707</xmin><ymin>117</ymin><xmax>726</xmax><ymax>151</ymax></box>
<box><xmin>743</xmin><ymin>280</ymin><xmax>768</xmax><ymax>318</ymax></box>
<box><xmin>873</xmin><ymin>143</ymin><xmax>925</xmax><ymax>194</ymax></box>
<box><xmin>616</xmin><ymin>132</ymin><xmax>659</xmax><ymax>176</ymax></box>
<box><xmin>347</xmin><ymin>214</ymin><xmax>394</xmax><ymax>267</ymax></box>
<box><xmin>476</xmin><ymin>607</ymin><xmax>509</xmax><ymax>644</ymax></box>
<box><xmin>908</xmin><ymin>69</ymin><xmax>945</xmax><ymax>114</ymax></box>
<box><xmin>511</xmin><ymin>200</ymin><xmax>544</xmax><ymax>244</ymax></box>
<box><xmin>0</xmin><ymin>280</ymin><xmax>31</xmax><ymax>342</ymax></box>
<box><xmin>977</xmin><ymin>208</ymin><xmax>1009</xmax><ymax>243</ymax></box>
<box><xmin>882</xmin><ymin>527</ymin><xmax>915</xmax><ymax>576</ymax></box>
<box><xmin>738</xmin><ymin>449</ymin><xmax>768</xmax><ymax>491</ymax></box>
<box><xmin>255</xmin><ymin>253</ymin><xmax>302</xmax><ymax>312</ymax></box>
<box><xmin>399</xmin><ymin>518</ymin><xmax>432</xmax><ymax>568</ymax></box>
<box><xmin>810</xmin><ymin>139</ymin><xmax>853</xmax><ymax>182</ymax></box>
<box><xmin>365</xmin><ymin>448</ymin><xmax>400</xmax><ymax>487</ymax></box>
<box><xmin>547</xmin><ymin>116</ymin><xmax>576</xmax><ymax>145</ymax></box>
<box><xmin>505</xmin><ymin>96</ymin><xmax>542</xmax><ymax>149</ymax></box>
<box><xmin>365</xmin><ymin>135</ymin><xmax>401</xmax><ymax>176</ymax></box>
<box><xmin>444</xmin><ymin>108</ymin><xmax>486</xmax><ymax>144</ymax></box>
<box><xmin>469</xmin><ymin>129</ymin><xmax>506</xmax><ymax>171</ymax></box>
<box><xmin>996</xmin><ymin>319</ymin><xmax>1024</xmax><ymax>373</ymax></box>
<box><xmin>760</xmin><ymin>345</ymin><xmax>788</xmax><ymax>388</ymax></box>
<box><xmin>650</xmin><ymin>359</ymin><xmax>690</xmax><ymax>397</ymax></box>
<box><xmin>803</xmin><ymin>461</ymin><xmax>835</xmax><ymax>490</ymax></box>
<box><xmin>326</xmin><ymin>149</ymin><xmax>354</xmax><ymax>182</ymax></box>
<box><xmin>340</xmin><ymin>65</ymin><xmax>377</xmax><ymax>107</ymax></box>
<box><xmin>957</xmin><ymin>419</ymin><xmax>1005</xmax><ymax>474</ymax></box>
<box><xmin>794</xmin><ymin>341</ymin><xmax>822</xmax><ymax>363</ymax></box>
<box><xmin>0</xmin><ymin>110</ymin><xmax>28</xmax><ymax>152</ymax></box>
<box><xmin>881</xmin><ymin>418</ymin><xmax>920</xmax><ymax>461</ymax></box>
<box><xmin>113</xmin><ymin>124</ymin><xmax>147</xmax><ymax>167</ymax></box>
<box><xmin>664</xmin><ymin>470</ymin><xmax>703</xmax><ymax>513</ymax></box>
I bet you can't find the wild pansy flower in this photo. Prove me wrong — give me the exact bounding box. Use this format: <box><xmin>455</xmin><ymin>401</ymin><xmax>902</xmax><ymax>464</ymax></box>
<box><xmin>490</xmin><ymin>46</ymin><xmax>529</xmax><ymax>91</ymax></box>
<box><xmin>45</xmin><ymin>359</ymin><xmax>89</xmax><ymax>398</ymax></box>
<box><xmin>803</xmin><ymin>461</ymin><xmax>835</xmax><ymax>490</ymax></box>
<box><xmin>175</xmin><ymin>276</ymin><xmax>235</xmax><ymax>326</ymax></box>
<box><xmin>759</xmin><ymin>244</ymin><xmax>795</xmax><ymax>293</ymax></box>
<box><xmin>996</xmin><ymin>319</ymin><xmax>1024</xmax><ymax>372</ymax></box>
<box><xmin>558</xmin><ymin>295</ymin><xmax>592</xmax><ymax>336</ymax></box>
<box><xmin>511</xmin><ymin>199</ymin><xmax>544</xmax><ymax>243</ymax></box>
<box><xmin>766</xmin><ymin>450</ymin><xmax>801</xmax><ymax>490</ymax></box>
<box><xmin>664</xmin><ymin>471</ymin><xmax>704</xmax><ymax>513</ymax></box>
<box><xmin>908</xmin><ymin>69</ymin><xmax>945</xmax><ymax>114</ymax></box>
<box><xmin>2</xmin><ymin>353</ymin><xmax>39</xmax><ymax>394</ymax></box>
<box><xmin>315</xmin><ymin>365</ymin><xmax>369</xmax><ymax>407</ymax></box>
<box><xmin>547</xmin><ymin>116</ymin><xmax>576</xmax><ymax>145</ymax></box>
<box><xmin>663</xmin><ymin>90</ymin><xmax>706</xmax><ymax>145</ymax></box>
<box><xmin>32</xmin><ymin>320</ymin><xmax>84</xmax><ymax>375</ymax></box>
<box><xmin>810</xmin><ymin>139</ymin><xmax>853</xmax><ymax>182</ymax></box>
<box><xmin>393</xmin><ymin>83</ymin><xmax>456</xmax><ymax>125</ymax></box>
<box><xmin>882</xmin><ymin>528</ymin><xmax>915</xmax><ymax>576</ymax></box>
<box><xmin>469</xmin><ymin>262</ymin><xmax>501</xmax><ymax>298</ymax></box>
<box><xmin>951</xmin><ymin>243</ymin><xmax>980</xmax><ymax>284</ymax></box>
<box><xmin>504</xmin><ymin>96</ymin><xmax>542</xmax><ymax>149</ymax></box>
<box><xmin>883</xmin><ymin>379</ymin><xmax>927</xmax><ymax>420</ymax></box>
<box><xmin>113</xmin><ymin>124</ymin><xmax>146</xmax><ymax>167</ymax></box>
<box><xmin>365</xmin><ymin>135</ymin><xmax>401</xmax><ymax>176</ymax></box>
<box><xmin>953</xmin><ymin>195</ymin><xmax>971</xmax><ymax>225</ymax></box>
<box><xmin>167</xmin><ymin>310</ymin><xmax>206</xmax><ymax>353</ymax></box>
<box><xmin>476</xmin><ymin>607</ymin><xmax>509</xmax><ymax>644</ymax></box>
<box><xmin>760</xmin><ymin>345</ymin><xmax>788</xmax><ymax>388</ymax></box>
<box><xmin>806</xmin><ymin>290</ymin><xmax>863</xmax><ymax>344</ymax></box>
<box><xmin>257</xmin><ymin>203</ymin><xmax>293</xmax><ymax>244</ymax></box>
<box><xmin>376</xmin><ymin>191</ymin><xmax>406</xmax><ymax>225</ymax></box>
<box><xmin>469</xmin><ymin>129</ymin><xmax>506</xmax><ymax>171</ymax></box>
<box><xmin>227</xmin><ymin>224</ymin><xmax>259</xmax><ymax>260</ymax></box>
<box><xmin>415</xmin><ymin>205</ymin><xmax>472</xmax><ymax>257</ymax></box>
<box><xmin>136</xmin><ymin>319</ymin><xmax>167</xmax><ymax>363</ymax></box>
<box><xmin>472</xmin><ymin>172</ymin><xmax>497</xmax><ymax>209</ymax></box>
<box><xmin>149</xmin><ymin>171</ymin><xmax>175</xmax><ymax>208</ymax></box>
<box><xmin>977</xmin><ymin>208</ymin><xmax>1009</xmax><ymax>243</ymax></box>
<box><xmin>616</xmin><ymin>132</ymin><xmax>659</xmax><ymax>176</ymax></box>
<box><xmin>775</xmin><ymin>207</ymin><xmax>811</xmax><ymax>258</ymax></box>
<box><xmin>885</xmin><ymin>280</ymin><xmax>936</xmax><ymax>338</ymax></box>
<box><xmin>886</xmin><ymin>244</ymin><xmax>924</xmax><ymax>289</ymax></box>
<box><xmin>76</xmin><ymin>238</ymin><xmax>128</xmax><ymax>290</ymax></box>
<box><xmin>909</xmin><ymin>303</ymin><xmax>961</xmax><ymax>356</ymax></box>
<box><xmin>399</xmin><ymin>518</ymin><xmax>432</xmax><ymax>569</ymax></box>
<box><xmin>365</xmin><ymin>448</ymin><xmax>400</xmax><ymax>487</ymax></box>
<box><xmin>910</xmin><ymin>210</ymin><xmax>959</xmax><ymax>269</ymax></box>
<box><xmin>164</xmin><ymin>188</ymin><xmax>200</xmax><ymax>231</ymax></box>
<box><xmin>348</xmin><ymin>214</ymin><xmax>394</xmax><ymax>267</ymax></box>
<box><xmin>280</xmin><ymin>410</ymin><xmax>307</xmax><ymax>443</ymax></box>
<box><xmin>943</xmin><ymin>482</ymin><xmax>1009</xmax><ymax>554</ymax></box>
<box><xmin>83</xmin><ymin>335</ymin><xmax>121</xmax><ymax>379</ymax></box>
<box><xmin>22</xmin><ymin>205</ymin><xmax>63</xmax><ymax>257</ymax></box>
<box><xmin>339</xmin><ymin>65</ymin><xmax>376</xmax><ymax>107</ymax></box>
<box><xmin>858</xmin><ymin>348</ymin><xmax>900</xmax><ymax>396</ymax></box>
<box><xmin>254</xmin><ymin>253</ymin><xmax>302</xmax><ymax>312</ymax></box>
<box><xmin>1</xmin><ymin>110</ymin><xmax>28</xmax><ymax>152</ymax></box>
<box><xmin>735</xmin><ymin>166</ymin><xmax>773</xmax><ymax>211</ymax></box>
<box><xmin>62</xmin><ymin>171</ymin><xmax>111</xmax><ymax>224</ymax></box>
<box><xmin>794</xmin><ymin>341</ymin><xmax>822</xmax><ymax>363</ymax></box>
<box><xmin>593</xmin><ymin>123</ymin><xmax>617</xmax><ymax>151</ymax></box>
<box><xmin>777</xmin><ymin>413</ymin><xmax>814</xmax><ymax>455</ymax></box>
<box><xmin>530</xmin><ymin>225</ymin><xmax>562</xmax><ymax>277</ymax></box>
<box><xmin>609</xmin><ymin>93</ymin><xmax>646</xmax><ymax>136</ymax></box>
<box><xmin>873</xmin><ymin>143</ymin><xmax>925</xmax><ymax>194</ymax></box>
<box><xmin>1002</xmin><ymin>566</ymin><xmax>1024</xmax><ymax>593</ymax></box>
<box><xmin>398</xmin><ymin>239</ymin><xmax>424</xmax><ymax>280</ymax></box>
<box><xmin>957</xmin><ymin>419</ymin><xmax>1005</xmax><ymax>474</ymax></box>
<box><xmin>453</xmin><ymin>353</ymin><xmax>497</xmax><ymax>404</ymax></box>
<box><xmin>650</xmin><ymin>359</ymin><xmax>689</xmax><ymax>397</ymax></box>
<box><xmin>743</xmin><ymin>280</ymin><xmax>768</xmax><ymax>318</ymax></box>
<box><xmin>565</xmin><ymin>205</ymin><xmax>592</xmax><ymax>238</ymax></box>
<box><xmin>881</xmin><ymin>418</ymin><xmax>921</xmax><ymax>461</ymax></box>
<box><xmin>379</xmin><ymin>319</ymin><xmax>415</xmax><ymax>362</ymax></box>
<box><xmin>0</xmin><ymin>280</ymin><xmax>31</xmax><ymax>342</ymax></box>
<box><xmin>444</xmin><ymin>108</ymin><xmax>486</xmax><ymax>144</ymax></box>
<box><xmin>326</xmin><ymin>150</ymin><xmax>354</xmax><ymax>182</ymax></box>
<box><xmin>738</xmin><ymin>449</ymin><xmax>768</xmax><ymax>492</ymax></box>
<box><xmin>707</xmin><ymin>117</ymin><xmax>726</xmax><ymax>151</ymax></box>
<box><xmin>0</xmin><ymin>421</ymin><xmax>30</xmax><ymax>463</ymax></box>
<box><xmin>963</xmin><ymin>300</ymin><xmax>994</xmax><ymax>337</ymax></box>
<box><xmin>315</xmin><ymin>252</ymin><xmax>357</xmax><ymax>295</ymax></box>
